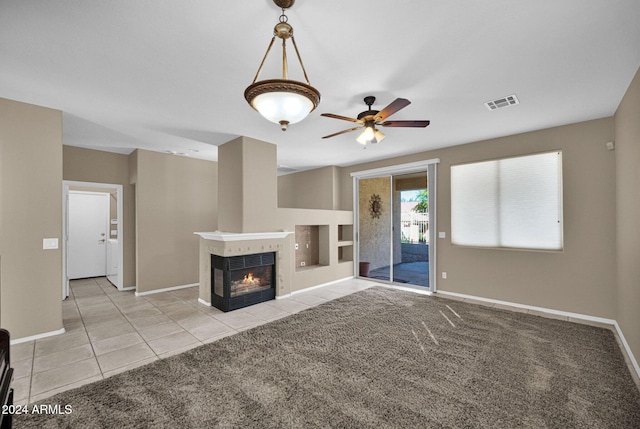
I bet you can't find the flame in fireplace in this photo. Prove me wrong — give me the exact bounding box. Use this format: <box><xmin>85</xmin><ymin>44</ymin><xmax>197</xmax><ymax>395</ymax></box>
<box><xmin>242</xmin><ymin>273</ymin><xmax>261</xmax><ymax>286</ymax></box>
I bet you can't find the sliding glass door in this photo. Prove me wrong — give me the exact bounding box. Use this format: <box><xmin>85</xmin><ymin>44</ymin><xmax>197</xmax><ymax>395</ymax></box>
<box><xmin>393</xmin><ymin>172</ymin><xmax>430</xmax><ymax>287</ymax></box>
<box><xmin>357</xmin><ymin>176</ymin><xmax>392</xmax><ymax>281</ymax></box>
<box><xmin>354</xmin><ymin>161</ymin><xmax>437</xmax><ymax>291</ymax></box>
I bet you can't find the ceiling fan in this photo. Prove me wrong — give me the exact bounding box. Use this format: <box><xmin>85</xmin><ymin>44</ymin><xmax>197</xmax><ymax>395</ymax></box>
<box><xmin>321</xmin><ymin>96</ymin><xmax>430</xmax><ymax>145</ymax></box>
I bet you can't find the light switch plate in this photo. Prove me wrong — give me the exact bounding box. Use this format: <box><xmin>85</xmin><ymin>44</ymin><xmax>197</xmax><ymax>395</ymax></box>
<box><xmin>438</xmin><ymin>232</ymin><xmax>446</xmax><ymax>239</ymax></box>
<box><xmin>43</xmin><ymin>238</ymin><xmax>59</xmax><ymax>250</ymax></box>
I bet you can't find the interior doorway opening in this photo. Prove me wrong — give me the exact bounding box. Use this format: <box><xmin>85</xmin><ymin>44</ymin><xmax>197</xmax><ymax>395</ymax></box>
<box><xmin>62</xmin><ymin>181</ymin><xmax>124</xmax><ymax>298</ymax></box>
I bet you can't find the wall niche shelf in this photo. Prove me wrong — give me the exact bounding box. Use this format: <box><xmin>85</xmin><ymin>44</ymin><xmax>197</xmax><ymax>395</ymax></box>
<box><xmin>338</xmin><ymin>224</ymin><xmax>353</xmax><ymax>243</ymax></box>
<box><xmin>295</xmin><ymin>225</ymin><xmax>330</xmax><ymax>271</ymax></box>
<box><xmin>337</xmin><ymin>224</ymin><xmax>354</xmax><ymax>263</ymax></box>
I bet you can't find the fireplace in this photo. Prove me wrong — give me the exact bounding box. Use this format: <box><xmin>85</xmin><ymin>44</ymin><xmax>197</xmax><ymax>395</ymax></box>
<box><xmin>211</xmin><ymin>252</ymin><xmax>276</xmax><ymax>312</ymax></box>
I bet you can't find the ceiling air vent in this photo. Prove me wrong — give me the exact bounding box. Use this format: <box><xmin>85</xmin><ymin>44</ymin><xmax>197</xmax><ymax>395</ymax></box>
<box><xmin>485</xmin><ymin>94</ymin><xmax>519</xmax><ymax>111</ymax></box>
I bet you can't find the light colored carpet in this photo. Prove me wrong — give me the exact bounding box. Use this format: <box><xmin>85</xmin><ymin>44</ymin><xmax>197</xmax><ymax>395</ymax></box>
<box><xmin>15</xmin><ymin>287</ymin><xmax>640</xmax><ymax>428</ymax></box>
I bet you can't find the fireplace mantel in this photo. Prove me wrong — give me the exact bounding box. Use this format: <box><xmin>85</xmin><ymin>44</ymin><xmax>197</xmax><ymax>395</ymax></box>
<box><xmin>195</xmin><ymin>231</ymin><xmax>293</xmax><ymax>242</ymax></box>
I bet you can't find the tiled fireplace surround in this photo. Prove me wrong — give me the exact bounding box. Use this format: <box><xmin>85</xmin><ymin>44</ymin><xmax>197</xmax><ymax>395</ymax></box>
<box><xmin>196</xmin><ymin>232</ymin><xmax>294</xmax><ymax>307</ymax></box>
<box><xmin>195</xmin><ymin>136</ymin><xmax>352</xmax><ymax>308</ymax></box>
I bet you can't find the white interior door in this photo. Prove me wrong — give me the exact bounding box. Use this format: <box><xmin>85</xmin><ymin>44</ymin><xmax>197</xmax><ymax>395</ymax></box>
<box><xmin>67</xmin><ymin>191</ymin><xmax>109</xmax><ymax>279</ymax></box>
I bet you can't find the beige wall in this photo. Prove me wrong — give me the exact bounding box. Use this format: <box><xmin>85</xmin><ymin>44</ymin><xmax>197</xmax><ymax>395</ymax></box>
<box><xmin>63</xmin><ymin>146</ymin><xmax>136</xmax><ymax>288</ymax></box>
<box><xmin>134</xmin><ymin>149</ymin><xmax>217</xmax><ymax>293</ymax></box>
<box><xmin>615</xmin><ymin>66</ymin><xmax>640</xmax><ymax>361</ymax></box>
<box><xmin>0</xmin><ymin>98</ymin><xmax>63</xmax><ymax>340</ymax></box>
<box><xmin>278</xmin><ymin>166</ymin><xmax>340</xmax><ymax>210</ymax></box>
<box><xmin>339</xmin><ymin>117</ymin><xmax>617</xmax><ymax>319</ymax></box>
<box><xmin>218</xmin><ymin>137</ymin><xmax>277</xmax><ymax>233</ymax></box>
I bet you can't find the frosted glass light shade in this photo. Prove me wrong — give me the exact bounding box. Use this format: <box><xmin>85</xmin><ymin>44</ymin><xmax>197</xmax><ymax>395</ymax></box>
<box><xmin>252</xmin><ymin>91</ymin><xmax>313</xmax><ymax>126</ymax></box>
<box><xmin>361</xmin><ymin>126</ymin><xmax>374</xmax><ymax>141</ymax></box>
<box><xmin>356</xmin><ymin>126</ymin><xmax>385</xmax><ymax>145</ymax></box>
<box><xmin>373</xmin><ymin>129</ymin><xmax>385</xmax><ymax>143</ymax></box>
<box><xmin>244</xmin><ymin>79</ymin><xmax>321</xmax><ymax>130</ymax></box>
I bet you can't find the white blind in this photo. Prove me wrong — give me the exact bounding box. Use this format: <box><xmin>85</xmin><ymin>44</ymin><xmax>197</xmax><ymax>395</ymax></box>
<box><xmin>451</xmin><ymin>151</ymin><xmax>562</xmax><ymax>250</ymax></box>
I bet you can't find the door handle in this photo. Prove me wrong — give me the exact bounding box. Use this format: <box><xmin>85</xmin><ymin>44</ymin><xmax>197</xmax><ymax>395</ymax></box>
<box><xmin>98</xmin><ymin>239</ymin><xmax>106</xmax><ymax>243</ymax></box>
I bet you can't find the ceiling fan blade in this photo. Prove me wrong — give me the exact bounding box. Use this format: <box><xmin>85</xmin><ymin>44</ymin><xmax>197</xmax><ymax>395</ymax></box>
<box><xmin>374</xmin><ymin>98</ymin><xmax>411</xmax><ymax>122</ymax></box>
<box><xmin>320</xmin><ymin>113</ymin><xmax>362</xmax><ymax>123</ymax></box>
<box><xmin>379</xmin><ymin>120</ymin><xmax>430</xmax><ymax>128</ymax></box>
<box><xmin>322</xmin><ymin>127</ymin><xmax>362</xmax><ymax>139</ymax></box>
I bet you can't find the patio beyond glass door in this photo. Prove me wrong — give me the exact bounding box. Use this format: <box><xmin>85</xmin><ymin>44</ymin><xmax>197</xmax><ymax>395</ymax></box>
<box><xmin>394</xmin><ymin>172</ymin><xmax>430</xmax><ymax>287</ymax></box>
<box><xmin>358</xmin><ymin>176</ymin><xmax>392</xmax><ymax>281</ymax></box>
<box><xmin>357</xmin><ymin>170</ymin><xmax>431</xmax><ymax>289</ymax></box>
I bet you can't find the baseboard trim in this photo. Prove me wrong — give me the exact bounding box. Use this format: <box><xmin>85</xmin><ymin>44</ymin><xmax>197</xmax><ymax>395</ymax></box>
<box><xmin>437</xmin><ymin>290</ymin><xmax>639</xmax><ymax>381</ymax></box>
<box><xmin>135</xmin><ymin>283</ymin><xmax>199</xmax><ymax>297</ymax></box>
<box><xmin>198</xmin><ymin>298</ymin><xmax>211</xmax><ymax>306</ymax></box>
<box><xmin>120</xmin><ymin>286</ymin><xmax>136</xmax><ymax>291</ymax></box>
<box><xmin>276</xmin><ymin>276</ymin><xmax>355</xmax><ymax>299</ymax></box>
<box><xmin>437</xmin><ymin>290</ymin><xmax>616</xmax><ymax>325</ymax></box>
<box><xmin>11</xmin><ymin>327</ymin><xmax>66</xmax><ymax>345</ymax></box>
<box><xmin>612</xmin><ymin>321</ymin><xmax>640</xmax><ymax>381</ymax></box>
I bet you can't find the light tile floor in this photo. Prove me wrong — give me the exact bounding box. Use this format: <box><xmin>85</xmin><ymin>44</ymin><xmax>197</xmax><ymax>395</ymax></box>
<box><xmin>10</xmin><ymin>277</ymin><xmax>374</xmax><ymax>405</ymax></box>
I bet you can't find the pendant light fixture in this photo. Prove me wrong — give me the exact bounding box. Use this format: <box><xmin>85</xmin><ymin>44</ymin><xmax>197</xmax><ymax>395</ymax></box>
<box><xmin>244</xmin><ymin>0</ymin><xmax>320</xmax><ymax>131</ymax></box>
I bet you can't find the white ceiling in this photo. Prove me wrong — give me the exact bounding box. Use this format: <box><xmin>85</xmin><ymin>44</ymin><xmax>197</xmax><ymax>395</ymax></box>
<box><xmin>1</xmin><ymin>1</ymin><xmax>639</xmax><ymax>173</ymax></box>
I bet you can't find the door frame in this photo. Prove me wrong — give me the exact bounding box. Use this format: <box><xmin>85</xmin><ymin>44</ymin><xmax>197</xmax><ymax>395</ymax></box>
<box><xmin>62</xmin><ymin>181</ymin><xmax>124</xmax><ymax>298</ymax></box>
<box><xmin>351</xmin><ymin>158</ymin><xmax>439</xmax><ymax>292</ymax></box>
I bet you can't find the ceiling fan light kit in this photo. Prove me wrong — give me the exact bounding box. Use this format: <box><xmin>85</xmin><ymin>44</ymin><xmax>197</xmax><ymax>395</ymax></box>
<box><xmin>244</xmin><ymin>0</ymin><xmax>320</xmax><ymax>131</ymax></box>
<box><xmin>356</xmin><ymin>125</ymin><xmax>385</xmax><ymax>145</ymax></box>
<box><xmin>322</xmin><ymin>96</ymin><xmax>430</xmax><ymax>145</ymax></box>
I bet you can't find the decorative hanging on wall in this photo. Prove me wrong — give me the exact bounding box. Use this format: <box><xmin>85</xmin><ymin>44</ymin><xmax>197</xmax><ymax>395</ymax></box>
<box><xmin>369</xmin><ymin>194</ymin><xmax>382</xmax><ymax>219</ymax></box>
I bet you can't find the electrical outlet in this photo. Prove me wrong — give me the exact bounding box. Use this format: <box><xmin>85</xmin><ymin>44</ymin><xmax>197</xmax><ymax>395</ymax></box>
<box><xmin>301</xmin><ymin>261</ymin><xmax>306</xmax><ymax>267</ymax></box>
<box><xmin>442</xmin><ymin>272</ymin><xmax>447</xmax><ymax>279</ymax></box>
<box><xmin>295</xmin><ymin>243</ymin><xmax>299</xmax><ymax>250</ymax></box>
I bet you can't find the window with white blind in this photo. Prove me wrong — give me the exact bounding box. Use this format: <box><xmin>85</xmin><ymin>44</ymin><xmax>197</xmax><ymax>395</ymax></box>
<box><xmin>451</xmin><ymin>151</ymin><xmax>563</xmax><ymax>250</ymax></box>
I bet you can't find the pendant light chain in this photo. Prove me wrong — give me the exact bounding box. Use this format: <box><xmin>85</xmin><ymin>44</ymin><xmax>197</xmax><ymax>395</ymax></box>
<box><xmin>279</xmin><ymin>8</ymin><xmax>289</xmax><ymax>80</ymax></box>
